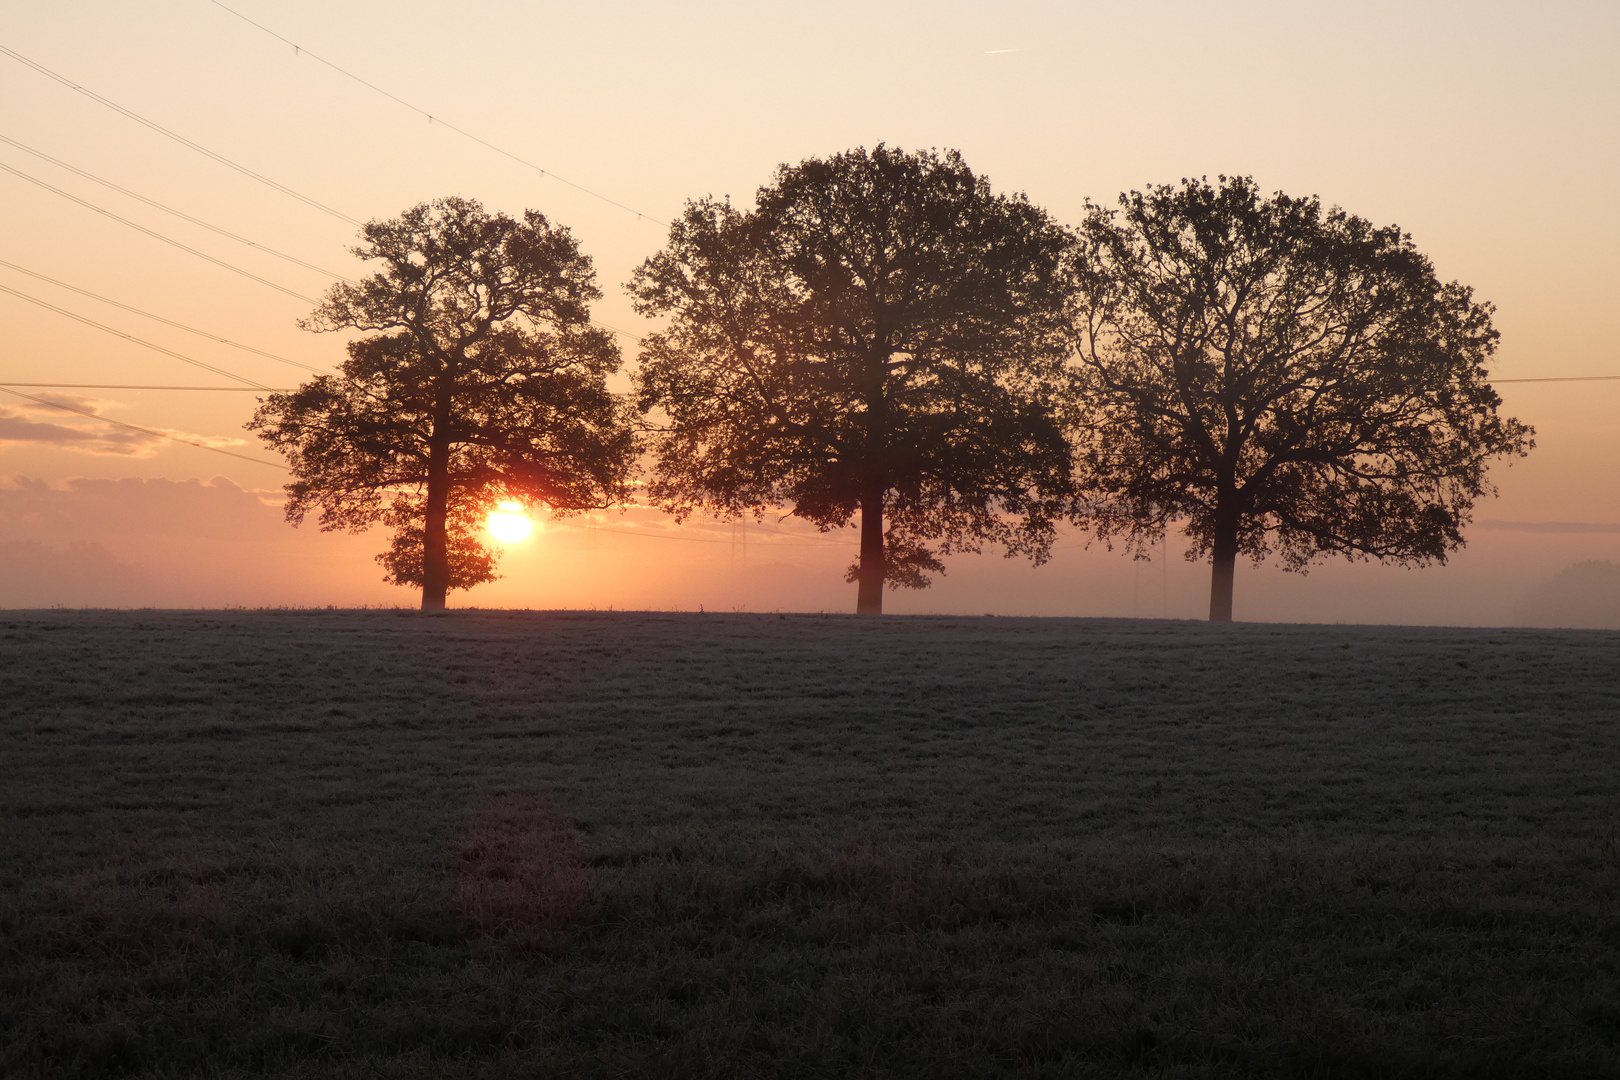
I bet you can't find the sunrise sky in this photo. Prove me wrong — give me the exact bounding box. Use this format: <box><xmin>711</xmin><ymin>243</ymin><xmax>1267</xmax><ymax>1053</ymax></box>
<box><xmin>2</xmin><ymin>0</ymin><xmax>1615</xmax><ymax>620</ymax></box>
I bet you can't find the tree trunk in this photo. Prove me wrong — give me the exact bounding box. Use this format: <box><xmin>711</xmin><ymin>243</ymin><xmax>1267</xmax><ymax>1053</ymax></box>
<box><xmin>856</xmin><ymin>483</ymin><xmax>885</xmax><ymax>615</ymax></box>
<box><xmin>1208</xmin><ymin>496</ymin><xmax>1239</xmax><ymax>622</ymax></box>
<box><xmin>421</xmin><ymin>419</ymin><xmax>452</xmax><ymax>612</ymax></box>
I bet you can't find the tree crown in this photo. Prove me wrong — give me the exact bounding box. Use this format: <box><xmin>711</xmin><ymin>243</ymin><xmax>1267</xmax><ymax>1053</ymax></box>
<box><xmin>630</xmin><ymin>146</ymin><xmax>1076</xmax><ymax>589</ymax></box>
<box><xmin>1068</xmin><ymin>175</ymin><xmax>1533</xmax><ymax>572</ymax></box>
<box><xmin>304</xmin><ymin>195</ymin><xmax>602</xmax><ymax>344</ymax></box>
<box><xmin>249</xmin><ymin>197</ymin><xmax>635</xmax><ymax>594</ymax></box>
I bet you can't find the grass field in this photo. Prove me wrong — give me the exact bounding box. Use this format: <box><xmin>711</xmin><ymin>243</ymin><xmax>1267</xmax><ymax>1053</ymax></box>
<box><xmin>2</xmin><ymin>610</ymin><xmax>1618</xmax><ymax>1078</ymax></box>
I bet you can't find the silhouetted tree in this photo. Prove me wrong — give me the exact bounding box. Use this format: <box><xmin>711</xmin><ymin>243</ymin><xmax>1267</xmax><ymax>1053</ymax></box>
<box><xmin>1066</xmin><ymin>176</ymin><xmax>1533</xmax><ymax>621</ymax></box>
<box><xmin>248</xmin><ymin>197</ymin><xmax>636</xmax><ymax>610</ymax></box>
<box><xmin>630</xmin><ymin>146</ymin><xmax>1075</xmax><ymax>614</ymax></box>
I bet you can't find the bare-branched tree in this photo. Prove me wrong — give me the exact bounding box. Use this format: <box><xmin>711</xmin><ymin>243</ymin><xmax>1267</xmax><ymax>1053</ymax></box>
<box><xmin>249</xmin><ymin>197</ymin><xmax>636</xmax><ymax>610</ymax></box>
<box><xmin>1066</xmin><ymin>176</ymin><xmax>1533</xmax><ymax>621</ymax></box>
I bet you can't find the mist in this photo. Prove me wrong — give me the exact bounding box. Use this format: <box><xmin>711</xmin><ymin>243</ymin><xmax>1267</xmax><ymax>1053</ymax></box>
<box><xmin>3</xmin><ymin>473</ymin><xmax>1615</xmax><ymax>626</ymax></box>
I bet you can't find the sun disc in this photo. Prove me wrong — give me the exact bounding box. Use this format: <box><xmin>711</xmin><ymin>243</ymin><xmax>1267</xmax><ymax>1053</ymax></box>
<box><xmin>487</xmin><ymin>500</ymin><xmax>534</xmax><ymax>544</ymax></box>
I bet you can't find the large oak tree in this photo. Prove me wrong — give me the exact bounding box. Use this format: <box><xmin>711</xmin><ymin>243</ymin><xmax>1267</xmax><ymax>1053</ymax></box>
<box><xmin>249</xmin><ymin>197</ymin><xmax>636</xmax><ymax>609</ymax></box>
<box><xmin>1066</xmin><ymin>176</ymin><xmax>1533</xmax><ymax>621</ymax></box>
<box><xmin>630</xmin><ymin>146</ymin><xmax>1075</xmax><ymax>614</ymax></box>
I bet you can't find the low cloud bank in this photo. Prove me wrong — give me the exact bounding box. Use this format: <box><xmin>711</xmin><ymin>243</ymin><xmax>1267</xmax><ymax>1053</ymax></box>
<box><xmin>0</xmin><ymin>475</ymin><xmax>396</xmax><ymax>608</ymax></box>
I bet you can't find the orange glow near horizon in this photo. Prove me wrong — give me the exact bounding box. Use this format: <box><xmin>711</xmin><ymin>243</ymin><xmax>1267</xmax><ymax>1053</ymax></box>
<box><xmin>0</xmin><ymin>2</ymin><xmax>1613</xmax><ymax>619</ymax></box>
<box><xmin>487</xmin><ymin>501</ymin><xmax>534</xmax><ymax>544</ymax></box>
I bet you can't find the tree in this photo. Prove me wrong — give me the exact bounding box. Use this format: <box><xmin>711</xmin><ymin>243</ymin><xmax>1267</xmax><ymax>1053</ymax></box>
<box><xmin>248</xmin><ymin>197</ymin><xmax>636</xmax><ymax>610</ymax></box>
<box><xmin>1065</xmin><ymin>176</ymin><xmax>1533</xmax><ymax>622</ymax></box>
<box><xmin>629</xmin><ymin>146</ymin><xmax>1075</xmax><ymax>614</ymax></box>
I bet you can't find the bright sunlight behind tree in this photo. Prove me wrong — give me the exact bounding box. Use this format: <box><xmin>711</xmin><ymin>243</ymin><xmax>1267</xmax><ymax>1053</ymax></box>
<box><xmin>1065</xmin><ymin>176</ymin><xmax>1534</xmax><ymax>622</ymax></box>
<box><xmin>630</xmin><ymin>146</ymin><xmax>1076</xmax><ymax>614</ymax></box>
<box><xmin>248</xmin><ymin>197</ymin><xmax>636</xmax><ymax>610</ymax></box>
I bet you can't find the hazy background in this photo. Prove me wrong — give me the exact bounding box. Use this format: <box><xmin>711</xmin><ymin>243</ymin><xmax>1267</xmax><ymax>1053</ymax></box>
<box><xmin>1</xmin><ymin>0</ymin><xmax>1615</xmax><ymax>623</ymax></box>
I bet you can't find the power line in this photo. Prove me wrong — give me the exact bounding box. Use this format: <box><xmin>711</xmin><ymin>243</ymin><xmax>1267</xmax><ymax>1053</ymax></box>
<box><xmin>596</xmin><ymin>320</ymin><xmax>645</xmax><ymax>345</ymax></box>
<box><xmin>2</xmin><ymin>252</ymin><xmax>625</xmax><ymax>377</ymax></box>
<box><xmin>0</xmin><ymin>133</ymin><xmax>353</xmax><ymax>283</ymax></box>
<box><xmin>0</xmin><ymin>139</ymin><xmax>643</xmax><ymax>346</ymax></box>
<box><xmin>0</xmin><ymin>385</ymin><xmax>287</xmax><ymax>468</ymax></box>
<box><xmin>0</xmin><ymin>383</ymin><xmax>288</xmax><ymax>391</ymax></box>
<box><xmin>2</xmin><ymin>50</ymin><xmax>647</xmax><ymax>347</ymax></box>
<box><xmin>0</xmin><ymin>160</ymin><xmax>319</xmax><ymax>303</ymax></box>
<box><xmin>207</xmin><ymin>0</ymin><xmax>667</xmax><ymax>227</ymax></box>
<box><xmin>0</xmin><ymin>259</ymin><xmax>329</xmax><ymax>374</ymax></box>
<box><xmin>0</xmin><ymin>42</ymin><xmax>360</xmax><ymax>225</ymax></box>
<box><xmin>0</xmin><ymin>281</ymin><xmax>272</xmax><ymax>388</ymax></box>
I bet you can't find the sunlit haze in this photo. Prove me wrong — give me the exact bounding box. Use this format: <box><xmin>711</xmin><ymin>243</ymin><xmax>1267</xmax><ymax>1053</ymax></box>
<box><xmin>2</xmin><ymin>1</ymin><xmax>1615</xmax><ymax>621</ymax></box>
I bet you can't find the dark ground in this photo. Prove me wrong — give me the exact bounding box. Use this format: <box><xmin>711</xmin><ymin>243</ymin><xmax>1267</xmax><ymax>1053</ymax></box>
<box><xmin>1</xmin><ymin>610</ymin><xmax>1617</xmax><ymax>1078</ymax></box>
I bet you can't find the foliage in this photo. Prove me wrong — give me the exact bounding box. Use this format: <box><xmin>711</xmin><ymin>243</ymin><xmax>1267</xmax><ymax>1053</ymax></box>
<box><xmin>372</xmin><ymin>490</ymin><xmax>498</xmax><ymax>593</ymax></box>
<box><xmin>1066</xmin><ymin>176</ymin><xmax>1534</xmax><ymax>620</ymax></box>
<box><xmin>630</xmin><ymin>146</ymin><xmax>1076</xmax><ymax>612</ymax></box>
<box><xmin>248</xmin><ymin>197</ymin><xmax>636</xmax><ymax>607</ymax></box>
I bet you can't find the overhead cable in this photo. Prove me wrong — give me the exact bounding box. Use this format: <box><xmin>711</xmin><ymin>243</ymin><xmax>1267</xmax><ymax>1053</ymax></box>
<box><xmin>0</xmin><ymin>143</ymin><xmax>641</xmax><ymax>346</ymax></box>
<box><xmin>0</xmin><ymin>383</ymin><xmax>290</xmax><ymax>391</ymax></box>
<box><xmin>0</xmin><ymin>155</ymin><xmax>640</xmax><ymax>358</ymax></box>
<box><xmin>0</xmin><ymin>133</ymin><xmax>353</xmax><ymax>282</ymax></box>
<box><xmin>0</xmin><ymin>385</ymin><xmax>287</xmax><ymax>468</ymax></box>
<box><xmin>2</xmin><ymin>46</ymin><xmax>647</xmax><ymax>347</ymax></box>
<box><xmin>0</xmin><ymin>42</ymin><xmax>360</xmax><ymax>225</ymax></box>
<box><xmin>0</xmin><ymin>161</ymin><xmax>319</xmax><ymax>303</ymax></box>
<box><xmin>0</xmin><ymin>282</ymin><xmax>272</xmax><ymax>388</ymax></box>
<box><xmin>593</xmin><ymin>320</ymin><xmax>644</xmax><ymax>345</ymax></box>
<box><xmin>0</xmin><ymin>259</ymin><xmax>328</xmax><ymax>374</ymax></box>
<box><xmin>206</xmin><ymin>0</ymin><xmax>667</xmax><ymax>227</ymax></box>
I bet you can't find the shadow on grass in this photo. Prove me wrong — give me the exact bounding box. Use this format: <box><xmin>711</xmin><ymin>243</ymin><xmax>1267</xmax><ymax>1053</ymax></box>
<box><xmin>4</xmin><ymin>823</ymin><xmax>1618</xmax><ymax>1078</ymax></box>
<box><xmin>28</xmin><ymin>819</ymin><xmax>227</xmax><ymax>967</ymax></box>
<box><xmin>7</xmin><ymin>820</ymin><xmax>226</xmax><ymax>1075</ymax></box>
<box><xmin>454</xmin><ymin>793</ymin><xmax>596</xmax><ymax>958</ymax></box>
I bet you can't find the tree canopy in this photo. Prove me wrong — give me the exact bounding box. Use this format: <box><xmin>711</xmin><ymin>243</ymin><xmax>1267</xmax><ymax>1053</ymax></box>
<box><xmin>248</xmin><ymin>197</ymin><xmax>636</xmax><ymax>609</ymax></box>
<box><xmin>1066</xmin><ymin>176</ymin><xmax>1534</xmax><ymax>621</ymax></box>
<box><xmin>630</xmin><ymin>146</ymin><xmax>1076</xmax><ymax>614</ymax></box>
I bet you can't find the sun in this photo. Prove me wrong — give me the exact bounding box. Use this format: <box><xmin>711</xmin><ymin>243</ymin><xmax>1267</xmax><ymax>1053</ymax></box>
<box><xmin>487</xmin><ymin>501</ymin><xmax>534</xmax><ymax>544</ymax></box>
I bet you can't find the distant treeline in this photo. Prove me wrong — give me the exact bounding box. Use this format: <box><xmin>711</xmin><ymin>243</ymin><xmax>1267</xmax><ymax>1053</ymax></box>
<box><xmin>249</xmin><ymin>148</ymin><xmax>1531</xmax><ymax>618</ymax></box>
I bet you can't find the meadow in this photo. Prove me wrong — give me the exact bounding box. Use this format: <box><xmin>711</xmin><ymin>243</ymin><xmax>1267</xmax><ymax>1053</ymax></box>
<box><xmin>1</xmin><ymin>610</ymin><xmax>1617</xmax><ymax>1078</ymax></box>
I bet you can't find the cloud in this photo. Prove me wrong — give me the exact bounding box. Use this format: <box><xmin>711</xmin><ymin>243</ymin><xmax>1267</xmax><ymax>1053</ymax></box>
<box><xmin>0</xmin><ymin>394</ymin><xmax>246</xmax><ymax>457</ymax></box>
<box><xmin>0</xmin><ymin>474</ymin><xmax>395</xmax><ymax>607</ymax></box>
<box><xmin>0</xmin><ymin>412</ymin><xmax>157</xmax><ymax>454</ymax></box>
<box><xmin>0</xmin><ymin>474</ymin><xmax>282</xmax><ymax>541</ymax></box>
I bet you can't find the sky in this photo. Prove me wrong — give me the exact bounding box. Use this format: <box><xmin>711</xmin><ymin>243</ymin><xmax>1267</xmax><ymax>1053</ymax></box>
<box><xmin>1</xmin><ymin>0</ymin><xmax>1616</xmax><ymax>622</ymax></box>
